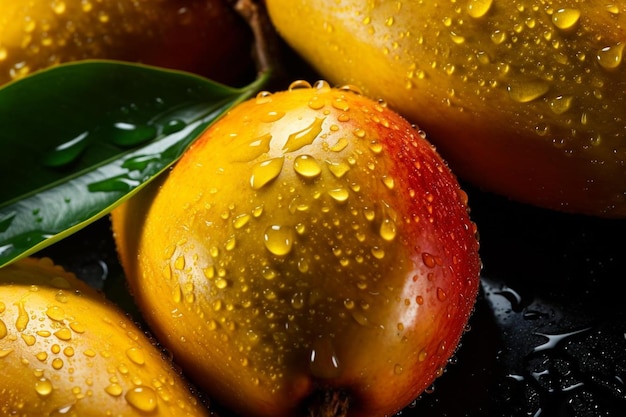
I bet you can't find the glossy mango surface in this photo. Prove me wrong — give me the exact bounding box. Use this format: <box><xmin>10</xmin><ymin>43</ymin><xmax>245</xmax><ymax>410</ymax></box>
<box><xmin>0</xmin><ymin>0</ymin><xmax>253</xmax><ymax>85</ymax></box>
<box><xmin>0</xmin><ymin>257</ymin><xmax>210</xmax><ymax>416</ymax></box>
<box><xmin>111</xmin><ymin>81</ymin><xmax>481</xmax><ymax>417</ymax></box>
<box><xmin>266</xmin><ymin>0</ymin><xmax>626</xmax><ymax>217</ymax></box>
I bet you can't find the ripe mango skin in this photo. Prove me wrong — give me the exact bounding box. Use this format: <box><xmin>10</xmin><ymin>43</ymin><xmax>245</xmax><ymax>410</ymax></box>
<box><xmin>111</xmin><ymin>82</ymin><xmax>481</xmax><ymax>417</ymax></box>
<box><xmin>0</xmin><ymin>0</ymin><xmax>253</xmax><ymax>86</ymax></box>
<box><xmin>266</xmin><ymin>0</ymin><xmax>626</xmax><ymax>217</ymax></box>
<box><xmin>0</xmin><ymin>257</ymin><xmax>210</xmax><ymax>417</ymax></box>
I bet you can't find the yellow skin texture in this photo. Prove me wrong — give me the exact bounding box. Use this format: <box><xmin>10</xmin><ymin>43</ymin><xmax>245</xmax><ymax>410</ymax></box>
<box><xmin>0</xmin><ymin>257</ymin><xmax>210</xmax><ymax>417</ymax></box>
<box><xmin>265</xmin><ymin>0</ymin><xmax>626</xmax><ymax>217</ymax></box>
<box><xmin>0</xmin><ymin>0</ymin><xmax>252</xmax><ymax>86</ymax></box>
<box><xmin>111</xmin><ymin>81</ymin><xmax>481</xmax><ymax>417</ymax></box>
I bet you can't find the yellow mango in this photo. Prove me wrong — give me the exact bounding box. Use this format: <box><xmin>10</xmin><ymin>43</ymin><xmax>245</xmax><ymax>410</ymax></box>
<box><xmin>0</xmin><ymin>0</ymin><xmax>253</xmax><ymax>86</ymax></box>
<box><xmin>0</xmin><ymin>257</ymin><xmax>210</xmax><ymax>416</ymax></box>
<box><xmin>265</xmin><ymin>0</ymin><xmax>626</xmax><ymax>217</ymax></box>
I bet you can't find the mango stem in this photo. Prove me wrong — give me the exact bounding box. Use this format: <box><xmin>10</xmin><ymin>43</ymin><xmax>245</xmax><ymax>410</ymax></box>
<box><xmin>306</xmin><ymin>389</ymin><xmax>351</xmax><ymax>417</ymax></box>
<box><xmin>232</xmin><ymin>0</ymin><xmax>282</xmax><ymax>79</ymax></box>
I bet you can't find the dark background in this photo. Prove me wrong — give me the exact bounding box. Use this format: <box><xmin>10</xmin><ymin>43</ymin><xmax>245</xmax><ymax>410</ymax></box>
<box><xmin>39</xmin><ymin>180</ymin><xmax>626</xmax><ymax>417</ymax></box>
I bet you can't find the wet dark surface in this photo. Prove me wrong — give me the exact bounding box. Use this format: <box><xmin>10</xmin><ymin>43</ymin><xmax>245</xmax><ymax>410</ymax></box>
<box><xmin>39</xmin><ymin>183</ymin><xmax>626</xmax><ymax>417</ymax></box>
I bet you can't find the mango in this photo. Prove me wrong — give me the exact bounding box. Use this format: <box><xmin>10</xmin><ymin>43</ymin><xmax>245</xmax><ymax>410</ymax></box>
<box><xmin>0</xmin><ymin>0</ymin><xmax>254</xmax><ymax>86</ymax></box>
<box><xmin>0</xmin><ymin>257</ymin><xmax>210</xmax><ymax>416</ymax></box>
<box><xmin>265</xmin><ymin>0</ymin><xmax>626</xmax><ymax>217</ymax></box>
<box><xmin>110</xmin><ymin>80</ymin><xmax>481</xmax><ymax>417</ymax></box>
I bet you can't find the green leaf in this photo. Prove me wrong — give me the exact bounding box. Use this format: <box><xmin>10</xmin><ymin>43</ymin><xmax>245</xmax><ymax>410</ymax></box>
<box><xmin>0</xmin><ymin>60</ymin><xmax>269</xmax><ymax>268</ymax></box>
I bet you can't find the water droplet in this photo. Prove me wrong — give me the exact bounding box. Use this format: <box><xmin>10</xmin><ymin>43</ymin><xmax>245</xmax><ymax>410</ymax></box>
<box><xmin>105</xmin><ymin>383</ymin><xmax>123</xmax><ymax>397</ymax></box>
<box><xmin>162</xmin><ymin>119</ymin><xmax>187</xmax><ymax>134</ymax></box>
<box><xmin>83</xmin><ymin>349</ymin><xmax>96</xmax><ymax>357</ymax></box>
<box><xmin>490</xmin><ymin>29</ymin><xmax>506</xmax><ymax>44</ymax></box>
<box><xmin>291</xmin><ymin>292</ymin><xmax>305</xmax><ymax>309</ymax></box>
<box><xmin>289</xmin><ymin>80</ymin><xmax>313</xmax><ymax>90</ymax></box>
<box><xmin>126</xmin><ymin>347</ymin><xmax>145</xmax><ymax>365</ymax></box>
<box><xmin>233</xmin><ymin>213</ymin><xmax>251</xmax><ymax>229</ymax></box>
<box><xmin>22</xmin><ymin>334</ymin><xmax>36</xmax><ymax>346</ymax></box>
<box><xmin>232</xmin><ymin>133</ymin><xmax>272</xmax><ymax>162</ymax></box>
<box><xmin>250</xmin><ymin>157</ymin><xmax>284</xmax><ymax>190</ymax></box>
<box><xmin>467</xmin><ymin>0</ymin><xmax>493</xmax><ymax>18</ymax></box>
<box><xmin>264</xmin><ymin>225</ymin><xmax>295</xmax><ymax>256</ymax></box>
<box><xmin>0</xmin><ymin>319</ymin><xmax>7</xmax><ymax>339</ymax></box>
<box><xmin>215</xmin><ymin>278</ymin><xmax>228</xmax><ymax>289</ymax></box>
<box><xmin>326</xmin><ymin>160</ymin><xmax>351</xmax><ymax>178</ymax></box>
<box><xmin>111</xmin><ymin>122</ymin><xmax>157</xmax><ymax>147</ymax></box>
<box><xmin>52</xmin><ymin>358</ymin><xmax>64</xmax><ymax>370</ymax></box>
<box><xmin>328</xmin><ymin>188</ymin><xmax>350</xmax><ymax>202</ymax></box>
<box><xmin>255</xmin><ymin>91</ymin><xmax>273</xmax><ymax>104</ymax></box>
<box><xmin>15</xmin><ymin>301</ymin><xmax>29</xmax><ymax>331</ymax></box>
<box><xmin>225</xmin><ymin>235</ymin><xmax>236</xmax><ymax>251</ymax></box>
<box><xmin>507</xmin><ymin>79</ymin><xmax>550</xmax><ymax>102</ymax></box>
<box><xmin>118</xmin><ymin>363</ymin><xmax>130</xmax><ymax>375</ymax></box>
<box><xmin>282</xmin><ymin>117</ymin><xmax>325</xmax><ymax>152</ymax></box>
<box><xmin>294</xmin><ymin>155</ymin><xmax>322</xmax><ymax>178</ymax></box>
<box><xmin>35</xmin><ymin>378</ymin><xmax>53</xmax><ymax>396</ymax></box>
<box><xmin>125</xmin><ymin>386</ymin><xmax>158</xmax><ymax>412</ymax></box>
<box><xmin>42</xmin><ymin>131</ymin><xmax>89</xmax><ymax>168</ymax></box>
<box><xmin>308</xmin><ymin>95</ymin><xmax>325</xmax><ymax>110</ymax></box>
<box><xmin>394</xmin><ymin>364</ymin><xmax>404</xmax><ymax>375</ymax></box>
<box><xmin>382</xmin><ymin>176</ymin><xmax>395</xmax><ymax>190</ymax></box>
<box><xmin>329</xmin><ymin>138</ymin><xmax>349</xmax><ymax>153</ymax></box>
<box><xmin>88</xmin><ymin>174</ymin><xmax>141</xmax><ymax>193</ymax></box>
<box><xmin>0</xmin><ymin>349</ymin><xmax>13</xmax><ymax>358</ymax></box>
<box><xmin>606</xmin><ymin>4</ymin><xmax>620</xmax><ymax>15</ymax></box>
<box><xmin>332</xmin><ymin>96</ymin><xmax>350</xmax><ymax>112</ymax></box>
<box><xmin>262</xmin><ymin>266</ymin><xmax>277</xmax><ymax>280</ymax></box>
<box><xmin>54</xmin><ymin>328</ymin><xmax>72</xmax><ymax>341</ymax></box>
<box><xmin>314</xmin><ymin>80</ymin><xmax>332</xmax><ymax>91</ymax></box>
<box><xmin>380</xmin><ymin>204</ymin><xmax>397</xmax><ymax>241</ymax></box>
<box><xmin>551</xmin><ymin>8</ymin><xmax>581</xmax><ymax>30</ymax></box>
<box><xmin>309</xmin><ymin>338</ymin><xmax>342</xmax><ymax>379</ymax></box>
<box><xmin>533</xmin><ymin>327</ymin><xmax>592</xmax><ymax>352</ymax></box>
<box><xmin>45</xmin><ymin>305</ymin><xmax>65</xmax><ymax>322</ymax></box>
<box><xmin>549</xmin><ymin>95</ymin><xmax>574</xmax><ymax>114</ymax></box>
<box><xmin>449</xmin><ymin>32</ymin><xmax>465</xmax><ymax>45</ymax></box>
<box><xmin>422</xmin><ymin>252</ymin><xmax>437</xmax><ymax>268</ymax></box>
<box><xmin>596</xmin><ymin>43</ymin><xmax>625</xmax><ymax>69</ymax></box>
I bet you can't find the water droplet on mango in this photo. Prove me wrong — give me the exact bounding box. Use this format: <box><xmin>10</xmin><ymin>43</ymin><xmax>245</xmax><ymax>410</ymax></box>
<box><xmin>551</xmin><ymin>8</ymin><xmax>581</xmax><ymax>30</ymax></box>
<box><xmin>250</xmin><ymin>157</ymin><xmax>284</xmax><ymax>189</ymax></box>
<box><xmin>596</xmin><ymin>43</ymin><xmax>625</xmax><ymax>69</ymax></box>
<box><xmin>294</xmin><ymin>154</ymin><xmax>322</xmax><ymax>178</ymax></box>
<box><xmin>282</xmin><ymin>117</ymin><xmax>325</xmax><ymax>152</ymax></box>
<box><xmin>126</xmin><ymin>347</ymin><xmax>146</xmax><ymax>365</ymax></box>
<box><xmin>467</xmin><ymin>0</ymin><xmax>493</xmax><ymax>18</ymax></box>
<box><xmin>309</xmin><ymin>338</ymin><xmax>342</xmax><ymax>379</ymax></box>
<box><xmin>125</xmin><ymin>386</ymin><xmax>158</xmax><ymax>412</ymax></box>
<box><xmin>507</xmin><ymin>79</ymin><xmax>550</xmax><ymax>103</ymax></box>
<box><xmin>264</xmin><ymin>225</ymin><xmax>295</xmax><ymax>256</ymax></box>
<box><xmin>35</xmin><ymin>377</ymin><xmax>53</xmax><ymax>396</ymax></box>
